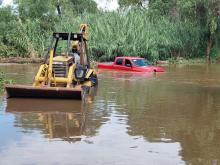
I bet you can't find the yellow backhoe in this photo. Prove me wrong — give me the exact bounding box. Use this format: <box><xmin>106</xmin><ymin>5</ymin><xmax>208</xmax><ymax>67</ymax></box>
<box><xmin>5</xmin><ymin>24</ymin><xmax>98</xmax><ymax>100</ymax></box>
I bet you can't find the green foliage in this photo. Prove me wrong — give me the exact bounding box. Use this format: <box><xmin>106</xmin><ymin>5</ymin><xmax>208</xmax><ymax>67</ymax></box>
<box><xmin>210</xmin><ymin>45</ymin><xmax>220</xmax><ymax>62</ymax></box>
<box><xmin>0</xmin><ymin>7</ymin><xmax>17</xmax><ymax>56</ymax></box>
<box><xmin>15</xmin><ymin>0</ymin><xmax>56</xmax><ymax>19</ymax></box>
<box><xmin>14</xmin><ymin>0</ymin><xmax>58</xmax><ymax>31</ymax></box>
<box><xmin>59</xmin><ymin>10</ymin><xmax>201</xmax><ymax>61</ymax></box>
<box><xmin>69</xmin><ymin>0</ymin><xmax>97</xmax><ymax>14</ymax></box>
<box><xmin>0</xmin><ymin>72</ymin><xmax>12</xmax><ymax>92</ymax></box>
<box><xmin>0</xmin><ymin>0</ymin><xmax>220</xmax><ymax>62</ymax></box>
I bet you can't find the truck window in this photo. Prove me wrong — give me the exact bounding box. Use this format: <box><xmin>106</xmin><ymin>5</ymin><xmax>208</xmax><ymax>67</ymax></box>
<box><xmin>125</xmin><ymin>59</ymin><xmax>132</xmax><ymax>67</ymax></box>
<box><xmin>116</xmin><ymin>58</ymin><xmax>123</xmax><ymax>65</ymax></box>
<box><xmin>132</xmin><ymin>59</ymin><xmax>149</xmax><ymax>66</ymax></box>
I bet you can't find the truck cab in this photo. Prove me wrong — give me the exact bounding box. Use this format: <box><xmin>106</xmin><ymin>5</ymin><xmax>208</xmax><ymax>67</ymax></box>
<box><xmin>113</xmin><ymin>57</ymin><xmax>151</xmax><ymax>71</ymax></box>
<box><xmin>113</xmin><ymin>57</ymin><xmax>133</xmax><ymax>71</ymax></box>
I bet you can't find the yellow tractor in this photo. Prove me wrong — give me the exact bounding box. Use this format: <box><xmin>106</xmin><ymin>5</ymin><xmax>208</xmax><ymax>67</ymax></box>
<box><xmin>5</xmin><ymin>24</ymin><xmax>98</xmax><ymax>100</ymax></box>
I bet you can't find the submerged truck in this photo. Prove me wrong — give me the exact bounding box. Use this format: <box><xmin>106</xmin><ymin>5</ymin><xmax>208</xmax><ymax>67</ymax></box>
<box><xmin>98</xmin><ymin>57</ymin><xmax>165</xmax><ymax>72</ymax></box>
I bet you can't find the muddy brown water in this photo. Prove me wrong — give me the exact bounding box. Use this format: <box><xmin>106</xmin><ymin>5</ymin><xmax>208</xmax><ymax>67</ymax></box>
<box><xmin>0</xmin><ymin>64</ymin><xmax>220</xmax><ymax>165</ymax></box>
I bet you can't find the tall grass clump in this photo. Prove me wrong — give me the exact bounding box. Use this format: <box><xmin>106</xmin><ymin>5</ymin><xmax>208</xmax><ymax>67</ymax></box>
<box><xmin>0</xmin><ymin>72</ymin><xmax>12</xmax><ymax>92</ymax></box>
<box><xmin>0</xmin><ymin>7</ymin><xmax>202</xmax><ymax>62</ymax></box>
<box><xmin>0</xmin><ymin>19</ymin><xmax>51</xmax><ymax>58</ymax></box>
<box><xmin>58</xmin><ymin>10</ymin><xmax>201</xmax><ymax>62</ymax></box>
<box><xmin>6</xmin><ymin>19</ymin><xmax>52</xmax><ymax>58</ymax></box>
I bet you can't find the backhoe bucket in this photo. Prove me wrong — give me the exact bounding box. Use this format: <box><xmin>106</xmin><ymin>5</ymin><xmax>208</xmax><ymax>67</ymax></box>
<box><xmin>5</xmin><ymin>85</ymin><xmax>82</xmax><ymax>100</ymax></box>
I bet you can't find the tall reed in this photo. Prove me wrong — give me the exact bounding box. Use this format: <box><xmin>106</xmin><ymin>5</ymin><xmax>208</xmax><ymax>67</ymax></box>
<box><xmin>0</xmin><ymin>9</ymin><xmax>202</xmax><ymax>61</ymax></box>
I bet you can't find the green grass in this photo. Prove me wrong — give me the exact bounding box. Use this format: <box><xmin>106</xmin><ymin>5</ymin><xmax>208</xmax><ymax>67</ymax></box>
<box><xmin>58</xmin><ymin>10</ymin><xmax>202</xmax><ymax>62</ymax></box>
<box><xmin>0</xmin><ymin>9</ymin><xmax>204</xmax><ymax>62</ymax></box>
<box><xmin>0</xmin><ymin>72</ymin><xmax>12</xmax><ymax>92</ymax></box>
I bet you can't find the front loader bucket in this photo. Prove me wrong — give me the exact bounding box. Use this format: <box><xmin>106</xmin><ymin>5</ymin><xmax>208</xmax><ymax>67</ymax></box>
<box><xmin>5</xmin><ymin>85</ymin><xmax>82</xmax><ymax>100</ymax></box>
<box><xmin>6</xmin><ymin>98</ymin><xmax>82</xmax><ymax>113</ymax></box>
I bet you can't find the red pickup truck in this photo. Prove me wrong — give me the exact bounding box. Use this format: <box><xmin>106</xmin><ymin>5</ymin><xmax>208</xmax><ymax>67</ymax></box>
<box><xmin>98</xmin><ymin>57</ymin><xmax>165</xmax><ymax>72</ymax></box>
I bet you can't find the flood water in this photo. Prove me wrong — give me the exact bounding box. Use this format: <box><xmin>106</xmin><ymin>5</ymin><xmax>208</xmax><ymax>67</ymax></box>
<box><xmin>1</xmin><ymin>64</ymin><xmax>220</xmax><ymax>165</ymax></box>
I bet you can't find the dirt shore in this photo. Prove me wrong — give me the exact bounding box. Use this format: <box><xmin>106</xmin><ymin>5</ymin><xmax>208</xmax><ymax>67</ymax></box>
<box><xmin>0</xmin><ymin>57</ymin><xmax>43</xmax><ymax>64</ymax></box>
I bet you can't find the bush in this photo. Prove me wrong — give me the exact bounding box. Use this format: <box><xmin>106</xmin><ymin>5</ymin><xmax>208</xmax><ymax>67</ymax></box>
<box><xmin>0</xmin><ymin>7</ymin><xmax>204</xmax><ymax>62</ymax></box>
<box><xmin>0</xmin><ymin>72</ymin><xmax>12</xmax><ymax>92</ymax></box>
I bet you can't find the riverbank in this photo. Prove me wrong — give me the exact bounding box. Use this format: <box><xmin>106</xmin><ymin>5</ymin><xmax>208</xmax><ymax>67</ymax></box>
<box><xmin>0</xmin><ymin>57</ymin><xmax>218</xmax><ymax>65</ymax></box>
<box><xmin>0</xmin><ymin>72</ymin><xmax>12</xmax><ymax>92</ymax></box>
<box><xmin>166</xmin><ymin>58</ymin><xmax>206</xmax><ymax>64</ymax></box>
<box><xmin>0</xmin><ymin>57</ymin><xmax>43</xmax><ymax>64</ymax></box>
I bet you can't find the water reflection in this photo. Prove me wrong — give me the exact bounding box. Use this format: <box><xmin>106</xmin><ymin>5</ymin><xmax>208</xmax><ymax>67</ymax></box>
<box><xmin>98</xmin><ymin>69</ymin><xmax>164</xmax><ymax>81</ymax></box>
<box><xmin>6</xmin><ymin>98</ymin><xmax>86</xmax><ymax>142</ymax></box>
<box><xmin>5</xmin><ymin>86</ymin><xmax>98</xmax><ymax>142</ymax></box>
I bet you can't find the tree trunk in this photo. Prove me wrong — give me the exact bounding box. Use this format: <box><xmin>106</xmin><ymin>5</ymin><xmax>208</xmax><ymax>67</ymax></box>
<box><xmin>206</xmin><ymin>35</ymin><xmax>212</xmax><ymax>63</ymax></box>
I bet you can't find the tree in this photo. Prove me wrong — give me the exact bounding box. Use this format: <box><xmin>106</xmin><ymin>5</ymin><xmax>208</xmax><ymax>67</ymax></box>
<box><xmin>121</xmin><ymin>0</ymin><xmax>220</xmax><ymax>62</ymax></box>
<box><xmin>13</xmin><ymin>0</ymin><xmax>58</xmax><ymax>31</ymax></box>
<box><xmin>203</xmin><ymin>0</ymin><xmax>220</xmax><ymax>62</ymax></box>
<box><xmin>0</xmin><ymin>6</ymin><xmax>18</xmax><ymax>56</ymax></box>
<box><xmin>14</xmin><ymin>0</ymin><xmax>56</xmax><ymax>19</ymax></box>
<box><xmin>69</xmin><ymin>0</ymin><xmax>97</xmax><ymax>14</ymax></box>
<box><xmin>178</xmin><ymin>0</ymin><xmax>220</xmax><ymax>62</ymax></box>
<box><xmin>56</xmin><ymin>0</ymin><xmax>97</xmax><ymax>17</ymax></box>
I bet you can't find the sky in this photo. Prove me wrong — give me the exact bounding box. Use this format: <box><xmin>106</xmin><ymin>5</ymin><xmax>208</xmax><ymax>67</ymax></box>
<box><xmin>95</xmin><ymin>0</ymin><xmax>119</xmax><ymax>11</ymax></box>
<box><xmin>2</xmin><ymin>0</ymin><xmax>12</xmax><ymax>6</ymax></box>
<box><xmin>1</xmin><ymin>0</ymin><xmax>119</xmax><ymax>11</ymax></box>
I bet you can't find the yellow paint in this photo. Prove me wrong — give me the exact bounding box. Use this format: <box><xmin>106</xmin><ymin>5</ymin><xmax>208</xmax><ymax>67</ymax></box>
<box><xmin>47</xmin><ymin>49</ymin><xmax>54</xmax><ymax>86</ymax></box>
<box><xmin>85</xmin><ymin>69</ymin><xmax>93</xmax><ymax>79</ymax></box>
<box><xmin>80</xmin><ymin>24</ymin><xmax>89</xmax><ymax>40</ymax></box>
<box><xmin>37</xmin><ymin>77</ymin><xmax>69</xmax><ymax>83</ymax></box>
<box><xmin>33</xmin><ymin>64</ymin><xmax>47</xmax><ymax>87</ymax></box>
<box><xmin>67</xmin><ymin>65</ymin><xmax>74</xmax><ymax>88</ymax></box>
<box><xmin>82</xmin><ymin>81</ymin><xmax>92</xmax><ymax>87</ymax></box>
<box><xmin>72</xmin><ymin>41</ymin><xmax>79</xmax><ymax>49</ymax></box>
<box><xmin>53</xmin><ymin>56</ymin><xmax>72</xmax><ymax>62</ymax></box>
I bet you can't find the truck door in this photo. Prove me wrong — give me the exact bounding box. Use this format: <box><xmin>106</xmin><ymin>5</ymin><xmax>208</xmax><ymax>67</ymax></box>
<box><xmin>124</xmin><ymin>59</ymin><xmax>132</xmax><ymax>71</ymax></box>
<box><xmin>113</xmin><ymin>58</ymin><xmax>124</xmax><ymax>70</ymax></box>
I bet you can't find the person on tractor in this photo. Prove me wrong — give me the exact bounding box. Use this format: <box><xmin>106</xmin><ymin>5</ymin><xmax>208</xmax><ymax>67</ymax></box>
<box><xmin>71</xmin><ymin>41</ymin><xmax>80</xmax><ymax>64</ymax></box>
